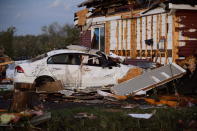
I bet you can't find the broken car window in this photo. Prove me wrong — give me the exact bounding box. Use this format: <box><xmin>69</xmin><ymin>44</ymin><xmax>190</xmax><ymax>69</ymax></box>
<box><xmin>81</xmin><ymin>55</ymin><xmax>101</xmax><ymax>66</ymax></box>
<box><xmin>81</xmin><ymin>53</ymin><xmax>119</xmax><ymax>68</ymax></box>
<box><xmin>47</xmin><ymin>53</ymin><xmax>81</xmax><ymax>65</ymax></box>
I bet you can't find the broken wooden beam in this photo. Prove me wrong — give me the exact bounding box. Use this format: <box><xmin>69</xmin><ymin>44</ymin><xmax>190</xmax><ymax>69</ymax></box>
<box><xmin>0</xmin><ymin>61</ymin><xmax>14</xmax><ymax>66</ymax></box>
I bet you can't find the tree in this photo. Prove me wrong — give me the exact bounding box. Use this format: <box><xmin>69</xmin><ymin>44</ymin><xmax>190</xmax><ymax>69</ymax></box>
<box><xmin>11</xmin><ymin>23</ymin><xmax>80</xmax><ymax>60</ymax></box>
<box><xmin>0</xmin><ymin>27</ymin><xmax>15</xmax><ymax>58</ymax></box>
<box><xmin>41</xmin><ymin>22</ymin><xmax>80</xmax><ymax>47</ymax></box>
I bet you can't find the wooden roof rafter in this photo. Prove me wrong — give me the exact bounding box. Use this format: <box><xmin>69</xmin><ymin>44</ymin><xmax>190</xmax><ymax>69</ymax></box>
<box><xmin>78</xmin><ymin>0</ymin><xmax>133</xmax><ymax>8</ymax></box>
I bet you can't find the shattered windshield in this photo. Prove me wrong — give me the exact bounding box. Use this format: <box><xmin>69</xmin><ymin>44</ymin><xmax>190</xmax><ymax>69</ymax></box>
<box><xmin>30</xmin><ymin>53</ymin><xmax>48</xmax><ymax>62</ymax></box>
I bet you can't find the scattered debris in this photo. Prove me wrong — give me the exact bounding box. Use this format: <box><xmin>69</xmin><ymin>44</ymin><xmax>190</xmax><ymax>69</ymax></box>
<box><xmin>134</xmin><ymin>97</ymin><xmax>179</xmax><ymax>107</ymax></box>
<box><xmin>121</xmin><ymin>104</ymin><xmax>138</xmax><ymax>109</ymax></box>
<box><xmin>138</xmin><ymin>105</ymin><xmax>160</xmax><ymax>110</ymax></box>
<box><xmin>0</xmin><ymin>114</ymin><xmax>19</xmax><ymax>125</ymax></box>
<box><xmin>97</xmin><ymin>90</ymin><xmax>127</xmax><ymax>100</ymax></box>
<box><xmin>109</xmin><ymin>52</ymin><xmax>125</xmax><ymax>63</ymax></box>
<box><xmin>58</xmin><ymin>89</ymin><xmax>75</xmax><ymax>96</ymax></box>
<box><xmin>104</xmin><ymin>109</ymin><xmax>122</xmax><ymax>113</ymax></box>
<box><xmin>128</xmin><ymin>110</ymin><xmax>156</xmax><ymax>119</ymax></box>
<box><xmin>74</xmin><ymin>112</ymin><xmax>96</xmax><ymax>119</ymax></box>
<box><xmin>134</xmin><ymin>95</ymin><xmax>197</xmax><ymax>107</ymax></box>
<box><xmin>0</xmin><ymin>109</ymin><xmax>49</xmax><ymax>126</ymax></box>
<box><xmin>0</xmin><ymin>84</ymin><xmax>14</xmax><ymax>91</ymax></box>
<box><xmin>30</xmin><ymin>112</ymin><xmax>51</xmax><ymax>126</ymax></box>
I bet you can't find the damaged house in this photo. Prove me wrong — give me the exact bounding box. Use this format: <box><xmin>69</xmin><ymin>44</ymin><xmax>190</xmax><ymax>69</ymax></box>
<box><xmin>74</xmin><ymin>0</ymin><xmax>197</xmax><ymax>65</ymax></box>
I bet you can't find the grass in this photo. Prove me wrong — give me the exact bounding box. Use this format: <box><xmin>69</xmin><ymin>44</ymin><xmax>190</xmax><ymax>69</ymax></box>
<box><xmin>42</xmin><ymin>106</ymin><xmax>197</xmax><ymax>131</ymax></box>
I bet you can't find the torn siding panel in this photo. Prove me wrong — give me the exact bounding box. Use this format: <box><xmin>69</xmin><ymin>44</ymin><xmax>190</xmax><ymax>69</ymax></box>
<box><xmin>134</xmin><ymin>19</ymin><xmax>137</xmax><ymax>58</ymax></box>
<box><xmin>161</xmin><ymin>14</ymin><xmax>166</xmax><ymax>37</ymax></box>
<box><xmin>130</xmin><ymin>19</ymin><xmax>137</xmax><ymax>58</ymax></box>
<box><xmin>136</xmin><ymin>18</ymin><xmax>141</xmax><ymax>50</ymax></box>
<box><xmin>123</xmin><ymin>20</ymin><xmax>127</xmax><ymax>50</ymax></box>
<box><xmin>127</xmin><ymin>20</ymin><xmax>131</xmax><ymax>50</ymax></box>
<box><xmin>141</xmin><ymin>17</ymin><xmax>146</xmax><ymax>50</ymax></box>
<box><xmin>147</xmin><ymin>15</ymin><xmax>152</xmax><ymax>50</ymax></box>
<box><xmin>152</xmin><ymin>15</ymin><xmax>158</xmax><ymax>50</ymax></box>
<box><xmin>118</xmin><ymin>20</ymin><xmax>122</xmax><ymax>51</ymax></box>
<box><xmin>110</xmin><ymin>20</ymin><xmax>117</xmax><ymax>50</ymax></box>
<box><xmin>167</xmin><ymin>15</ymin><xmax>173</xmax><ymax>49</ymax></box>
<box><xmin>116</xmin><ymin>20</ymin><xmax>119</xmax><ymax>54</ymax></box>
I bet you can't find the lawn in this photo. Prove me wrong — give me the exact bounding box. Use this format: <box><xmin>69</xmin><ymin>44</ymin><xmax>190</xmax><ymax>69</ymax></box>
<box><xmin>42</xmin><ymin>105</ymin><xmax>197</xmax><ymax>131</ymax></box>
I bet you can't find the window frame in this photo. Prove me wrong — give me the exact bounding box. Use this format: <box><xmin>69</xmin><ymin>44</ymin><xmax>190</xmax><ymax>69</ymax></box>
<box><xmin>81</xmin><ymin>54</ymin><xmax>103</xmax><ymax>67</ymax></box>
<box><xmin>47</xmin><ymin>53</ymin><xmax>81</xmax><ymax>65</ymax></box>
<box><xmin>91</xmin><ymin>25</ymin><xmax>105</xmax><ymax>52</ymax></box>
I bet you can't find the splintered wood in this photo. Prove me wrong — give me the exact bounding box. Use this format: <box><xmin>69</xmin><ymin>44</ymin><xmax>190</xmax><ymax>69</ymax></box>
<box><xmin>118</xmin><ymin>68</ymin><xmax>143</xmax><ymax>83</ymax></box>
<box><xmin>76</xmin><ymin>9</ymin><xmax>88</xmax><ymax>26</ymax></box>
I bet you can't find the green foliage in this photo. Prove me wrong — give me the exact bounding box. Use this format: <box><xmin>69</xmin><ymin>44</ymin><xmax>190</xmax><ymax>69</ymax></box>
<box><xmin>0</xmin><ymin>27</ymin><xmax>15</xmax><ymax>58</ymax></box>
<box><xmin>0</xmin><ymin>23</ymin><xmax>80</xmax><ymax>60</ymax></box>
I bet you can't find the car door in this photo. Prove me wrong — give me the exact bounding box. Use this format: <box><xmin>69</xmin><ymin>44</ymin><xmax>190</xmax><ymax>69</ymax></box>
<box><xmin>47</xmin><ymin>53</ymin><xmax>81</xmax><ymax>89</ymax></box>
<box><xmin>80</xmin><ymin>54</ymin><xmax>118</xmax><ymax>87</ymax></box>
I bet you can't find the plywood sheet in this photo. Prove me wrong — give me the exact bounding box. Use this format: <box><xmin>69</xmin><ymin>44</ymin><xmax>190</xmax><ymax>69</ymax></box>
<box><xmin>110</xmin><ymin>20</ymin><xmax>117</xmax><ymax>50</ymax></box>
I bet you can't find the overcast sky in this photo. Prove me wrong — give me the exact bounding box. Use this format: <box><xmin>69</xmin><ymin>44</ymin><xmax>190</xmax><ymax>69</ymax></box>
<box><xmin>0</xmin><ymin>0</ymin><xmax>84</xmax><ymax>35</ymax></box>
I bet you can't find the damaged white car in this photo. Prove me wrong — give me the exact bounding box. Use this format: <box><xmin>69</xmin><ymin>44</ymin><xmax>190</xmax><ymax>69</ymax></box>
<box><xmin>14</xmin><ymin>47</ymin><xmax>136</xmax><ymax>90</ymax></box>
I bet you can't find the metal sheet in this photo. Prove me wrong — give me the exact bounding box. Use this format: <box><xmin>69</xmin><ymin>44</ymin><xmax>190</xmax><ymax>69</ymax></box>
<box><xmin>111</xmin><ymin>63</ymin><xmax>186</xmax><ymax>96</ymax></box>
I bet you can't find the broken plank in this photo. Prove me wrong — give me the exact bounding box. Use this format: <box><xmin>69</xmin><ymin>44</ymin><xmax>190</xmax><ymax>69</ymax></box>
<box><xmin>111</xmin><ymin>63</ymin><xmax>186</xmax><ymax>96</ymax></box>
<box><xmin>30</xmin><ymin>112</ymin><xmax>51</xmax><ymax>126</ymax></box>
<box><xmin>0</xmin><ymin>61</ymin><xmax>14</xmax><ymax>66</ymax></box>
